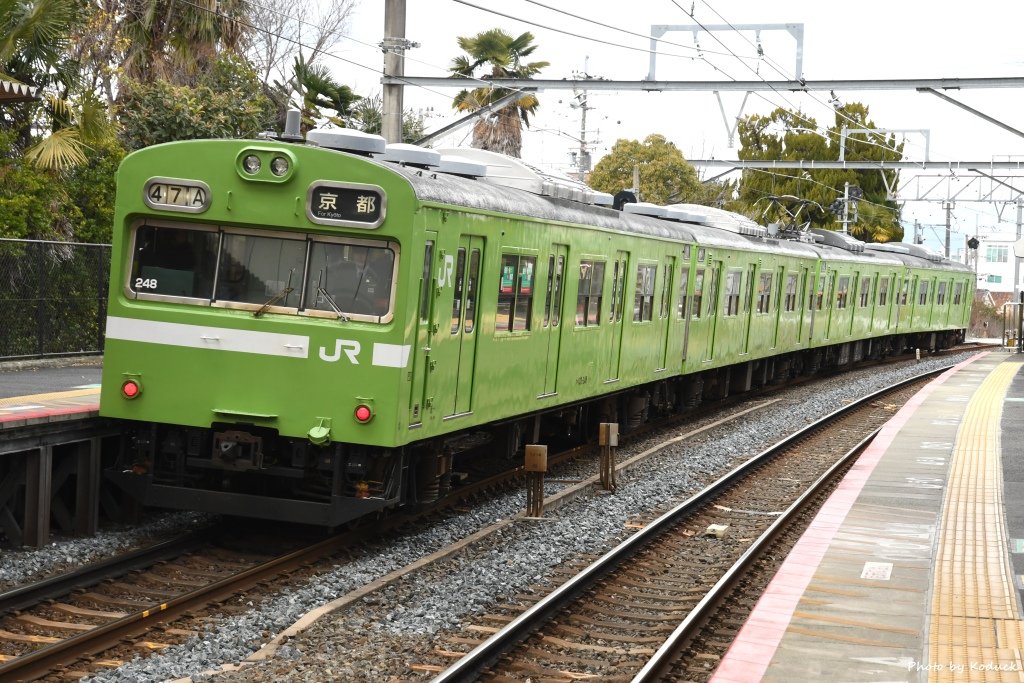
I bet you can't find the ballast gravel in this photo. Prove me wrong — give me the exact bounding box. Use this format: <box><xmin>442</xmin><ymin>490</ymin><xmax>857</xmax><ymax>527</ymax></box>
<box><xmin>66</xmin><ymin>353</ymin><xmax>974</xmax><ymax>682</ymax></box>
<box><xmin>0</xmin><ymin>511</ymin><xmax>210</xmax><ymax>593</ymax></box>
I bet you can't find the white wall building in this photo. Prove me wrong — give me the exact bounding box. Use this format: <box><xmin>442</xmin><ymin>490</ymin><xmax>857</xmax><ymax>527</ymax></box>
<box><xmin>964</xmin><ymin>232</ymin><xmax>1024</xmax><ymax>296</ymax></box>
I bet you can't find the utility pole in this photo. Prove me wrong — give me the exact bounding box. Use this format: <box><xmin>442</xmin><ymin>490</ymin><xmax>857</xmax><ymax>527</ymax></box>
<box><xmin>943</xmin><ymin>201</ymin><xmax>954</xmax><ymax>258</ymax></box>
<box><xmin>840</xmin><ymin>182</ymin><xmax>850</xmax><ymax>234</ymax></box>
<box><xmin>571</xmin><ymin>61</ymin><xmax>594</xmax><ymax>182</ymax></box>
<box><xmin>1015</xmin><ymin>198</ymin><xmax>1023</xmax><ymax>302</ymax></box>
<box><xmin>382</xmin><ymin>0</ymin><xmax>414</xmax><ymax>144</ymax></box>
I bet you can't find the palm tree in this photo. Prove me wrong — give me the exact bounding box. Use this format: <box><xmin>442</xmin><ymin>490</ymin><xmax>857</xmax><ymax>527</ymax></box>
<box><xmin>449</xmin><ymin>29</ymin><xmax>548</xmax><ymax>157</ymax></box>
<box><xmin>1</xmin><ymin>0</ymin><xmax>112</xmax><ymax>169</ymax></box>
<box><xmin>121</xmin><ymin>0</ymin><xmax>251</xmax><ymax>86</ymax></box>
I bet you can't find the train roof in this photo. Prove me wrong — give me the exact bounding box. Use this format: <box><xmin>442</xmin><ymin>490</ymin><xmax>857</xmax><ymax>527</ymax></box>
<box><xmin>318</xmin><ymin>144</ymin><xmax>970</xmax><ymax>275</ymax></box>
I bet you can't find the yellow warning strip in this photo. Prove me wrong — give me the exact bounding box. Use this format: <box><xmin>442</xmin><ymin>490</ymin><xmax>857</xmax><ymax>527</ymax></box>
<box><xmin>929</xmin><ymin>361</ymin><xmax>1023</xmax><ymax>682</ymax></box>
<box><xmin>0</xmin><ymin>387</ymin><xmax>99</xmax><ymax>408</ymax></box>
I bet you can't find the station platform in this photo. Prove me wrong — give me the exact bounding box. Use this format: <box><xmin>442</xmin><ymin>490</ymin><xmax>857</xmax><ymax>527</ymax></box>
<box><xmin>0</xmin><ymin>362</ymin><xmax>101</xmax><ymax>429</ymax></box>
<box><xmin>711</xmin><ymin>350</ymin><xmax>1024</xmax><ymax>682</ymax></box>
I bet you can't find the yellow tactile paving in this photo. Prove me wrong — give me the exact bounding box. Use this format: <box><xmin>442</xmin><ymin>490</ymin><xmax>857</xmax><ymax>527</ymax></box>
<box><xmin>930</xmin><ymin>361</ymin><xmax>1024</xmax><ymax>682</ymax></box>
<box><xmin>0</xmin><ymin>387</ymin><xmax>99</xmax><ymax>408</ymax></box>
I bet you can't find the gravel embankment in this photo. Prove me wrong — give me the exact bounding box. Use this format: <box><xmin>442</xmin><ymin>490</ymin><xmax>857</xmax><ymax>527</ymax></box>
<box><xmin>0</xmin><ymin>512</ymin><xmax>210</xmax><ymax>593</ymax></box>
<box><xmin>62</xmin><ymin>353</ymin><xmax>972</xmax><ymax>682</ymax></box>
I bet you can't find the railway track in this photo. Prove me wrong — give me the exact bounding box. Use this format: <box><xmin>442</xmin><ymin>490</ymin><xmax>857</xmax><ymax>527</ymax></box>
<box><xmin>429</xmin><ymin>369</ymin><xmax>941</xmax><ymax>682</ymax></box>
<box><xmin>0</xmin><ymin>348</ymin><xmax>977</xmax><ymax>681</ymax></box>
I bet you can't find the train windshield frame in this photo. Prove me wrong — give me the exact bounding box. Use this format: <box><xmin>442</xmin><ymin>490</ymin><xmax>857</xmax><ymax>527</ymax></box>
<box><xmin>126</xmin><ymin>220</ymin><xmax>398</xmax><ymax>323</ymax></box>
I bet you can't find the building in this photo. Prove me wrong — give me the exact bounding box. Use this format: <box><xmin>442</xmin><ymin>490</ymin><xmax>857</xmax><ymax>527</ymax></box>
<box><xmin>963</xmin><ymin>231</ymin><xmax>1024</xmax><ymax>296</ymax></box>
<box><xmin>0</xmin><ymin>78</ymin><xmax>37</xmax><ymax>105</ymax></box>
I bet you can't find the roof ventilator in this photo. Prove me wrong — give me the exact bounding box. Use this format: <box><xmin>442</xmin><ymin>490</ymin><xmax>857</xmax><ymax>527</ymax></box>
<box><xmin>435</xmin><ymin>147</ymin><xmax>594</xmax><ymax>203</ymax></box>
<box><xmin>809</xmin><ymin>228</ymin><xmax>866</xmax><ymax>253</ymax></box>
<box><xmin>668</xmin><ymin>203</ymin><xmax>767</xmax><ymax>238</ymax></box>
<box><xmin>381</xmin><ymin>143</ymin><xmax>441</xmax><ymax>169</ymax></box>
<box><xmin>306</xmin><ymin>129</ymin><xmax>387</xmax><ymax>157</ymax></box>
<box><xmin>622</xmin><ymin>202</ymin><xmax>669</xmax><ymax>218</ymax></box>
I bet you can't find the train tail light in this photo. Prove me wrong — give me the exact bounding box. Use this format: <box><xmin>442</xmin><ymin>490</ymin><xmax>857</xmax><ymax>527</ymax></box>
<box><xmin>121</xmin><ymin>379</ymin><xmax>142</xmax><ymax>399</ymax></box>
<box><xmin>354</xmin><ymin>404</ymin><xmax>373</xmax><ymax>423</ymax></box>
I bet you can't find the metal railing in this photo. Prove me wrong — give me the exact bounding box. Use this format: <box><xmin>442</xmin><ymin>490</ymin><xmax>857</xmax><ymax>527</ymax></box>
<box><xmin>0</xmin><ymin>239</ymin><xmax>111</xmax><ymax>361</ymax></box>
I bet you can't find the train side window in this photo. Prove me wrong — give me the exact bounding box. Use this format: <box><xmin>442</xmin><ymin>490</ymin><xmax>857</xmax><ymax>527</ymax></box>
<box><xmin>918</xmin><ymin>280</ymin><xmax>930</xmax><ymax>305</ymax></box>
<box><xmin>464</xmin><ymin>249</ymin><xmax>480</xmax><ymax>334</ymax></box>
<box><xmin>724</xmin><ymin>269</ymin><xmax>741</xmax><ymax>316</ymax></box>
<box><xmin>543</xmin><ymin>255</ymin><xmax>555</xmax><ymax>327</ymax></box>
<box><xmin>813</xmin><ymin>274</ymin><xmax>826</xmax><ymax>310</ymax></box>
<box><xmin>550</xmin><ymin>255</ymin><xmax>564</xmax><ymax>327</ymax></box>
<box><xmin>836</xmin><ymin>276</ymin><xmax>850</xmax><ymax>309</ymax></box>
<box><xmin>706</xmin><ymin>268</ymin><xmax>720</xmax><ymax>317</ymax></box>
<box><xmin>878</xmin><ymin>277</ymin><xmax>889</xmax><ymax>306</ymax></box>
<box><xmin>859</xmin><ymin>277</ymin><xmax>871</xmax><ymax>307</ymax></box>
<box><xmin>900</xmin><ymin>279</ymin><xmax>911</xmax><ymax>305</ymax></box>
<box><xmin>692</xmin><ymin>269</ymin><xmax>704</xmax><ymax>319</ymax></box>
<box><xmin>936</xmin><ymin>281</ymin><xmax>947</xmax><ymax>306</ymax></box>
<box><xmin>451</xmin><ymin>248</ymin><xmax>467</xmax><ymax>334</ymax></box>
<box><xmin>676</xmin><ymin>266</ymin><xmax>690</xmax><ymax>319</ymax></box>
<box><xmin>784</xmin><ymin>273</ymin><xmax>797</xmax><ymax>312</ymax></box>
<box><xmin>659</xmin><ymin>261</ymin><xmax>673</xmax><ymax>319</ymax></box>
<box><xmin>575</xmin><ymin>259</ymin><xmax>605</xmax><ymax>327</ymax></box>
<box><xmin>542</xmin><ymin>254</ymin><xmax>566</xmax><ymax>328</ymax></box>
<box><xmin>634</xmin><ymin>263</ymin><xmax>656</xmax><ymax>322</ymax></box>
<box><xmin>953</xmin><ymin>281</ymin><xmax>963</xmax><ymax>305</ymax></box>
<box><xmin>497</xmin><ymin>254</ymin><xmax>535</xmax><ymax>332</ymax></box>
<box><xmin>419</xmin><ymin>242</ymin><xmax>434</xmax><ymax>322</ymax></box>
<box><xmin>757</xmin><ymin>272</ymin><xmax>773</xmax><ymax>314</ymax></box>
<box><xmin>608</xmin><ymin>257</ymin><xmax>625</xmax><ymax>323</ymax></box>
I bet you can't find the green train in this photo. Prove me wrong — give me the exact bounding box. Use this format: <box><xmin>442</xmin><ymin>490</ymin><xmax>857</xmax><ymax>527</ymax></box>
<box><xmin>99</xmin><ymin>127</ymin><xmax>974</xmax><ymax>525</ymax></box>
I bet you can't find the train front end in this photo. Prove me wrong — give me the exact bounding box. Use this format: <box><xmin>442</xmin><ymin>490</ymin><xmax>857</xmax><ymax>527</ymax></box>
<box><xmin>100</xmin><ymin>135</ymin><xmax>422</xmax><ymax>525</ymax></box>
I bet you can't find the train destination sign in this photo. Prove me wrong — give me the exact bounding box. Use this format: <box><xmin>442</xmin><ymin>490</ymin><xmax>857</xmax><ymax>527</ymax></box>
<box><xmin>143</xmin><ymin>177</ymin><xmax>211</xmax><ymax>214</ymax></box>
<box><xmin>307</xmin><ymin>181</ymin><xmax>386</xmax><ymax>229</ymax></box>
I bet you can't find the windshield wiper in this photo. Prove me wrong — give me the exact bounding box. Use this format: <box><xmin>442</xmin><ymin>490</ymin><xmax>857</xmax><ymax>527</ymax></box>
<box><xmin>317</xmin><ymin>287</ymin><xmax>349</xmax><ymax>322</ymax></box>
<box><xmin>254</xmin><ymin>286</ymin><xmax>293</xmax><ymax>317</ymax></box>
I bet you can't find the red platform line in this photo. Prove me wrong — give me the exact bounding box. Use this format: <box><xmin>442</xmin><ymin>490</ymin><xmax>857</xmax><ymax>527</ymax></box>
<box><xmin>708</xmin><ymin>352</ymin><xmax>989</xmax><ymax>683</ymax></box>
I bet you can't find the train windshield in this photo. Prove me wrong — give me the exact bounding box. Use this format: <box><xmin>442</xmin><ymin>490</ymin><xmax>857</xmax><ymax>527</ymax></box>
<box><xmin>129</xmin><ymin>224</ymin><xmax>396</xmax><ymax>321</ymax></box>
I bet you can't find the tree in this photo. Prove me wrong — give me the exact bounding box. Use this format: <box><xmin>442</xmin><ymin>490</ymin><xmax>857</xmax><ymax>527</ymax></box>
<box><xmin>118</xmin><ymin>53</ymin><xmax>275</xmax><ymax>150</ymax></box>
<box><xmin>588</xmin><ymin>134</ymin><xmax>703</xmax><ymax>205</ymax></box>
<box><xmin>244</xmin><ymin>0</ymin><xmax>355</xmax><ymax>90</ymax></box>
<box><xmin>1</xmin><ymin>0</ymin><xmax>115</xmax><ymax>169</ymax></box>
<box><xmin>449</xmin><ymin>29</ymin><xmax>548</xmax><ymax>157</ymax></box>
<box><xmin>268</xmin><ymin>56</ymin><xmax>360</xmax><ymax>132</ymax></box>
<box><xmin>120</xmin><ymin>0</ymin><xmax>251</xmax><ymax>86</ymax></box>
<box><xmin>734</xmin><ymin>104</ymin><xmax>904</xmax><ymax>240</ymax></box>
<box><xmin>351</xmin><ymin>93</ymin><xmax>426</xmax><ymax>142</ymax></box>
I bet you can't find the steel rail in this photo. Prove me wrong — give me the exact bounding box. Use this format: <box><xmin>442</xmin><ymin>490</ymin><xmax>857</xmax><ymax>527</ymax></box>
<box><xmin>631</xmin><ymin>425</ymin><xmax>880</xmax><ymax>680</ymax></box>
<box><xmin>0</xmin><ymin>528</ymin><xmax>363</xmax><ymax>681</ymax></box>
<box><xmin>0</xmin><ymin>530</ymin><xmax>213</xmax><ymax>616</ymax></box>
<box><xmin>431</xmin><ymin>364</ymin><xmax>953</xmax><ymax>683</ymax></box>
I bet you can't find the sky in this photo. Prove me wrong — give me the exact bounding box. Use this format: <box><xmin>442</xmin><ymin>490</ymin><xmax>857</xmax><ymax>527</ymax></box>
<box><xmin>315</xmin><ymin>0</ymin><xmax>1024</xmax><ymax>255</ymax></box>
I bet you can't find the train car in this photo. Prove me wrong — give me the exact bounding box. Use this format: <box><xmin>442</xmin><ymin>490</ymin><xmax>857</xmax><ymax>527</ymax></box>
<box><xmin>99</xmin><ymin>127</ymin><xmax>974</xmax><ymax>525</ymax></box>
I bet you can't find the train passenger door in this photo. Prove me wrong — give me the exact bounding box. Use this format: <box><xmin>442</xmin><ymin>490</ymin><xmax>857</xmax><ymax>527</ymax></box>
<box><xmin>702</xmin><ymin>261</ymin><xmax>721</xmax><ymax>362</ymax></box>
<box><xmin>742</xmin><ymin>263</ymin><xmax>756</xmax><ymax>354</ymax></box>
<box><xmin>658</xmin><ymin>256</ymin><xmax>675</xmax><ymax>371</ymax></box>
<box><xmin>445</xmin><ymin>236</ymin><xmax>484</xmax><ymax>417</ymax></box>
<box><xmin>798</xmin><ymin>265</ymin><xmax>810</xmax><ymax>345</ymax></box>
<box><xmin>679</xmin><ymin>254</ymin><xmax>692</xmax><ymax>363</ymax></box>
<box><xmin>541</xmin><ymin>245</ymin><xmax>568</xmax><ymax>396</ymax></box>
<box><xmin>605</xmin><ymin>251</ymin><xmax>628</xmax><ymax>382</ymax></box>
<box><xmin>409</xmin><ymin>233</ymin><xmax>438</xmax><ymax>426</ymax></box>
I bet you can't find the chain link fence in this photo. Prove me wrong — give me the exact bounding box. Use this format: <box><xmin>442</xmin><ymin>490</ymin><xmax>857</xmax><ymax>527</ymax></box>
<box><xmin>0</xmin><ymin>239</ymin><xmax>111</xmax><ymax>361</ymax></box>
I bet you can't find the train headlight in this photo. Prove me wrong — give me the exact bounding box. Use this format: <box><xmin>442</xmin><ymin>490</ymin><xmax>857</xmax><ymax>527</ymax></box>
<box><xmin>354</xmin><ymin>404</ymin><xmax>373</xmax><ymax>423</ymax></box>
<box><xmin>121</xmin><ymin>378</ymin><xmax>142</xmax><ymax>399</ymax></box>
<box><xmin>270</xmin><ymin>156</ymin><xmax>290</xmax><ymax>176</ymax></box>
<box><xmin>242</xmin><ymin>154</ymin><xmax>262</xmax><ymax>174</ymax></box>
